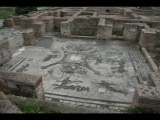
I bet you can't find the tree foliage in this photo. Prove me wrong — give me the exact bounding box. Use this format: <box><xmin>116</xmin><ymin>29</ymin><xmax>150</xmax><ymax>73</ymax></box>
<box><xmin>15</xmin><ymin>7</ymin><xmax>37</xmax><ymax>15</ymax></box>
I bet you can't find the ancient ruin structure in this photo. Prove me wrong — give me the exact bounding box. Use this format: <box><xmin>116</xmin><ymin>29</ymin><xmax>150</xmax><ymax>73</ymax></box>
<box><xmin>1</xmin><ymin>7</ymin><xmax>160</xmax><ymax>113</ymax></box>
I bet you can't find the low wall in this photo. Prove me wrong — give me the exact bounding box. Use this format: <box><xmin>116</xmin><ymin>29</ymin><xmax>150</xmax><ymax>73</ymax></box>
<box><xmin>133</xmin><ymin>85</ymin><xmax>160</xmax><ymax>111</ymax></box>
<box><xmin>71</xmin><ymin>17</ymin><xmax>99</xmax><ymax>36</ymax></box>
<box><xmin>141</xmin><ymin>47</ymin><xmax>158</xmax><ymax>72</ymax></box>
<box><xmin>0</xmin><ymin>71</ymin><xmax>45</xmax><ymax>100</ymax></box>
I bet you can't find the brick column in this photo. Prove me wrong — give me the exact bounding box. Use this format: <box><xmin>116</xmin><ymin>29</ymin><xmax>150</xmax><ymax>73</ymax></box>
<box><xmin>22</xmin><ymin>29</ymin><xmax>35</xmax><ymax>46</ymax></box>
<box><xmin>42</xmin><ymin>16</ymin><xmax>54</xmax><ymax>32</ymax></box>
<box><xmin>32</xmin><ymin>22</ymin><xmax>45</xmax><ymax>37</ymax></box>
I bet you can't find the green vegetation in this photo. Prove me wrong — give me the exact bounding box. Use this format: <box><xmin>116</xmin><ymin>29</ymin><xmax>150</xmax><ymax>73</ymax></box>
<box><xmin>112</xmin><ymin>30</ymin><xmax>123</xmax><ymax>36</ymax></box>
<box><xmin>0</xmin><ymin>9</ymin><xmax>16</xmax><ymax>19</ymax></box>
<box><xmin>126</xmin><ymin>106</ymin><xmax>159</xmax><ymax>114</ymax></box>
<box><xmin>15</xmin><ymin>7</ymin><xmax>37</xmax><ymax>15</ymax></box>
<box><xmin>38</xmin><ymin>7</ymin><xmax>55</xmax><ymax>11</ymax></box>
<box><xmin>13</xmin><ymin>99</ymin><xmax>60</xmax><ymax>114</ymax></box>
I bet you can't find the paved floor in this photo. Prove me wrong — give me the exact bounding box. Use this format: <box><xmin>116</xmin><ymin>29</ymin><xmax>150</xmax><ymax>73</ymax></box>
<box><xmin>0</xmin><ymin>28</ymin><xmax>24</xmax><ymax>54</ymax></box>
<box><xmin>1</xmin><ymin>31</ymin><xmax>152</xmax><ymax>112</ymax></box>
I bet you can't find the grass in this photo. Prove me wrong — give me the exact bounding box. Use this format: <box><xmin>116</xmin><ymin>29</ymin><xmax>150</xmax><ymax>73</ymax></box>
<box><xmin>13</xmin><ymin>99</ymin><xmax>60</xmax><ymax>114</ymax></box>
<box><xmin>38</xmin><ymin>7</ymin><xmax>55</xmax><ymax>11</ymax></box>
<box><xmin>126</xmin><ymin>106</ymin><xmax>160</xmax><ymax>114</ymax></box>
<box><xmin>0</xmin><ymin>9</ymin><xmax>16</xmax><ymax>19</ymax></box>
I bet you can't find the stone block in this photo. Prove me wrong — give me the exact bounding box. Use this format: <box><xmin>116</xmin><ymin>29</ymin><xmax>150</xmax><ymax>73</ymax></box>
<box><xmin>3</xmin><ymin>18</ymin><xmax>15</xmax><ymax>27</ymax></box>
<box><xmin>141</xmin><ymin>47</ymin><xmax>158</xmax><ymax>72</ymax></box>
<box><xmin>139</xmin><ymin>28</ymin><xmax>157</xmax><ymax>49</ymax></box>
<box><xmin>0</xmin><ymin>91</ymin><xmax>22</xmax><ymax>113</ymax></box>
<box><xmin>32</xmin><ymin>22</ymin><xmax>45</xmax><ymax>37</ymax></box>
<box><xmin>0</xmin><ymin>40</ymin><xmax>12</xmax><ymax>65</ymax></box>
<box><xmin>42</xmin><ymin>16</ymin><xmax>54</xmax><ymax>32</ymax></box>
<box><xmin>22</xmin><ymin>29</ymin><xmax>35</xmax><ymax>46</ymax></box>
<box><xmin>0</xmin><ymin>71</ymin><xmax>45</xmax><ymax>100</ymax></box>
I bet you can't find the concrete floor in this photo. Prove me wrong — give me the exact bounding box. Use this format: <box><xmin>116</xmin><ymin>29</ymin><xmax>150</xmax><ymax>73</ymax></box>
<box><xmin>1</xmin><ymin>31</ymin><xmax>152</xmax><ymax>112</ymax></box>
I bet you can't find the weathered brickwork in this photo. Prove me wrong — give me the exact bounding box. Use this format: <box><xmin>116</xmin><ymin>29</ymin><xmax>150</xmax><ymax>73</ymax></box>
<box><xmin>22</xmin><ymin>29</ymin><xmax>35</xmax><ymax>45</ymax></box>
<box><xmin>0</xmin><ymin>71</ymin><xmax>45</xmax><ymax>100</ymax></box>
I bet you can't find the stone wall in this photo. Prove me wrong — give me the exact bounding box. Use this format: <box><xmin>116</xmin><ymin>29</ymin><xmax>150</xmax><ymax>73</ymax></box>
<box><xmin>124</xmin><ymin>23</ymin><xmax>138</xmax><ymax>42</ymax></box>
<box><xmin>0</xmin><ymin>71</ymin><xmax>45</xmax><ymax>100</ymax></box>
<box><xmin>97</xmin><ymin>18</ymin><xmax>112</xmax><ymax>40</ymax></box>
<box><xmin>71</xmin><ymin>17</ymin><xmax>99</xmax><ymax>36</ymax></box>
<box><xmin>0</xmin><ymin>40</ymin><xmax>12</xmax><ymax>65</ymax></box>
<box><xmin>54</xmin><ymin>17</ymin><xmax>69</xmax><ymax>32</ymax></box>
<box><xmin>3</xmin><ymin>18</ymin><xmax>15</xmax><ymax>28</ymax></box>
<box><xmin>22</xmin><ymin>29</ymin><xmax>35</xmax><ymax>45</ymax></box>
<box><xmin>0</xmin><ymin>91</ymin><xmax>22</xmax><ymax>113</ymax></box>
<box><xmin>32</xmin><ymin>22</ymin><xmax>45</xmax><ymax>37</ymax></box>
<box><xmin>139</xmin><ymin>28</ymin><xmax>158</xmax><ymax>49</ymax></box>
<box><xmin>42</xmin><ymin>16</ymin><xmax>54</xmax><ymax>32</ymax></box>
<box><xmin>141</xmin><ymin>47</ymin><xmax>158</xmax><ymax>72</ymax></box>
<box><xmin>133</xmin><ymin>85</ymin><xmax>160</xmax><ymax>111</ymax></box>
<box><xmin>124</xmin><ymin>23</ymin><xmax>148</xmax><ymax>42</ymax></box>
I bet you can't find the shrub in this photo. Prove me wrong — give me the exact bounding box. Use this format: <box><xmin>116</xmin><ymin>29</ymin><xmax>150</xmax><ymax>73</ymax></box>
<box><xmin>15</xmin><ymin>7</ymin><xmax>37</xmax><ymax>15</ymax></box>
<box><xmin>126</xmin><ymin>106</ymin><xmax>159</xmax><ymax>114</ymax></box>
<box><xmin>14</xmin><ymin>100</ymin><xmax>59</xmax><ymax>113</ymax></box>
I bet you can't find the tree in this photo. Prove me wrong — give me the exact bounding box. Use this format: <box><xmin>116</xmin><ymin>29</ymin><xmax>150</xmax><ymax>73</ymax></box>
<box><xmin>15</xmin><ymin>7</ymin><xmax>37</xmax><ymax>15</ymax></box>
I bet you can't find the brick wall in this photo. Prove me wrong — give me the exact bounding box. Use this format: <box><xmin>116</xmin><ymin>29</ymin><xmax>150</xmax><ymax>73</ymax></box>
<box><xmin>0</xmin><ymin>71</ymin><xmax>45</xmax><ymax>100</ymax></box>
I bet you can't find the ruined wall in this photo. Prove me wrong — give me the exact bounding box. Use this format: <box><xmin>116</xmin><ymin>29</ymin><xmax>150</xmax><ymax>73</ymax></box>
<box><xmin>97</xmin><ymin>18</ymin><xmax>112</xmax><ymax>40</ymax></box>
<box><xmin>71</xmin><ymin>17</ymin><xmax>99</xmax><ymax>36</ymax></box>
<box><xmin>124</xmin><ymin>23</ymin><xmax>148</xmax><ymax>42</ymax></box>
<box><xmin>133</xmin><ymin>85</ymin><xmax>160</xmax><ymax>111</ymax></box>
<box><xmin>139</xmin><ymin>28</ymin><xmax>158</xmax><ymax>49</ymax></box>
<box><xmin>0</xmin><ymin>41</ymin><xmax>12</xmax><ymax>65</ymax></box>
<box><xmin>54</xmin><ymin>17</ymin><xmax>69</xmax><ymax>32</ymax></box>
<box><xmin>3</xmin><ymin>18</ymin><xmax>15</xmax><ymax>28</ymax></box>
<box><xmin>32</xmin><ymin>22</ymin><xmax>45</xmax><ymax>37</ymax></box>
<box><xmin>42</xmin><ymin>16</ymin><xmax>54</xmax><ymax>32</ymax></box>
<box><xmin>22</xmin><ymin>29</ymin><xmax>35</xmax><ymax>45</ymax></box>
<box><xmin>0</xmin><ymin>71</ymin><xmax>45</xmax><ymax>100</ymax></box>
